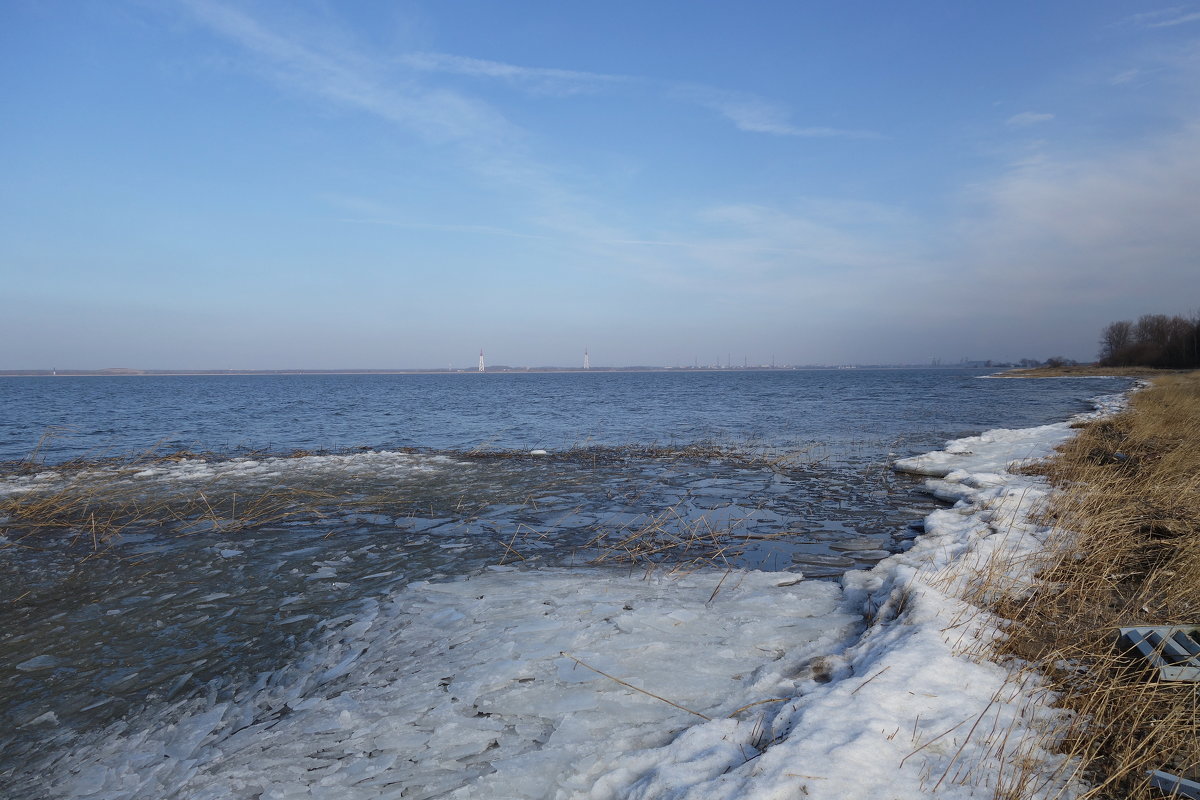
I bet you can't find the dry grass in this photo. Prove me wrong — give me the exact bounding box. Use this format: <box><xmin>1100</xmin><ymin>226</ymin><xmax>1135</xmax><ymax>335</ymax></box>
<box><xmin>988</xmin><ymin>371</ymin><xmax>1200</xmax><ymax>798</ymax></box>
<box><xmin>581</xmin><ymin>503</ymin><xmax>797</xmax><ymax>571</ymax></box>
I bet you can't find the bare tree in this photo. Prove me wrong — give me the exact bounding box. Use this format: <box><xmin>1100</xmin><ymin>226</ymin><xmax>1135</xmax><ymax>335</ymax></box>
<box><xmin>1098</xmin><ymin>312</ymin><xmax>1200</xmax><ymax>368</ymax></box>
<box><xmin>1098</xmin><ymin>320</ymin><xmax>1133</xmax><ymax>365</ymax></box>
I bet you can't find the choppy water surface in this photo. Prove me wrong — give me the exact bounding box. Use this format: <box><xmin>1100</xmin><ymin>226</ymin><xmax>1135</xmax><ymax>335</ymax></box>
<box><xmin>0</xmin><ymin>369</ymin><xmax>1127</xmax><ymax>796</ymax></box>
<box><xmin>0</xmin><ymin>369</ymin><xmax>1119</xmax><ymax>462</ymax></box>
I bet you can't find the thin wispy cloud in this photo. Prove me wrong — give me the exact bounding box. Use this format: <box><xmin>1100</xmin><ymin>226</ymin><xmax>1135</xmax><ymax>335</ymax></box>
<box><xmin>596</xmin><ymin>199</ymin><xmax>923</xmax><ymax>305</ymax></box>
<box><xmin>953</xmin><ymin>122</ymin><xmax>1200</xmax><ymax>321</ymax></box>
<box><xmin>1006</xmin><ymin>111</ymin><xmax>1055</xmax><ymax>127</ymax></box>
<box><xmin>674</xmin><ymin>87</ymin><xmax>878</xmax><ymax>138</ymax></box>
<box><xmin>340</xmin><ymin>217</ymin><xmax>554</xmax><ymax>242</ymax></box>
<box><xmin>601</xmin><ymin>236</ymin><xmax>865</xmax><ymax>256</ymax></box>
<box><xmin>1123</xmin><ymin>6</ymin><xmax>1200</xmax><ymax>28</ymax></box>
<box><xmin>167</xmin><ymin>4</ymin><xmax>1200</xmax><ymax>311</ymax></box>
<box><xmin>395</xmin><ymin>47</ymin><xmax>876</xmax><ymax>139</ymax></box>
<box><xmin>181</xmin><ymin>0</ymin><xmax>513</xmax><ymax>143</ymax></box>
<box><xmin>175</xmin><ymin>2</ymin><xmax>889</xmax><ymax>329</ymax></box>
<box><xmin>399</xmin><ymin>52</ymin><xmax>627</xmax><ymax>96</ymax></box>
<box><xmin>1111</xmin><ymin>68</ymin><xmax>1144</xmax><ymax>85</ymax></box>
<box><xmin>180</xmin><ymin>0</ymin><xmax>610</xmax><ymax>242</ymax></box>
<box><xmin>177</xmin><ymin>0</ymin><xmax>877</xmax><ymax>273</ymax></box>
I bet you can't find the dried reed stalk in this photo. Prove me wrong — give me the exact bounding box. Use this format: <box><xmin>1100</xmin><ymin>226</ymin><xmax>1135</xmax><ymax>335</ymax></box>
<box><xmin>981</xmin><ymin>371</ymin><xmax>1200</xmax><ymax>799</ymax></box>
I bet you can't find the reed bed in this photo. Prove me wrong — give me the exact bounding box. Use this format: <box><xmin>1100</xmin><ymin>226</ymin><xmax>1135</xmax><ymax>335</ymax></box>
<box><xmin>0</xmin><ymin>442</ymin><xmax>825</xmax><ymax>566</ymax></box>
<box><xmin>581</xmin><ymin>502</ymin><xmax>797</xmax><ymax>571</ymax></box>
<box><xmin>0</xmin><ymin>444</ymin><xmax>386</xmax><ymax>549</ymax></box>
<box><xmin>0</xmin><ymin>471</ymin><xmax>339</xmax><ymax>550</ymax></box>
<box><xmin>981</xmin><ymin>372</ymin><xmax>1200</xmax><ymax>798</ymax></box>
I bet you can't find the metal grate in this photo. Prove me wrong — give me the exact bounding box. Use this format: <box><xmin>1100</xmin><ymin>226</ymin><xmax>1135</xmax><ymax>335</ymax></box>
<box><xmin>1148</xmin><ymin>769</ymin><xmax>1200</xmax><ymax>799</ymax></box>
<box><xmin>1117</xmin><ymin>626</ymin><xmax>1200</xmax><ymax>682</ymax></box>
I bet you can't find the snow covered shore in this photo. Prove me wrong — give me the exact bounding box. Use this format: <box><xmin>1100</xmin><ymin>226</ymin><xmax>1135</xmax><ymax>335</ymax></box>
<box><xmin>31</xmin><ymin>394</ymin><xmax>1127</xmax><ymax>800</ymax></box>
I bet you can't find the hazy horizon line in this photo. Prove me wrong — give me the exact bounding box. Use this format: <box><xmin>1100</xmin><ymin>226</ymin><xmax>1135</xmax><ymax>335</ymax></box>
<box><xmin>0</xmin><ymin>361</ymin><xmax>1015</xmax><ymax>376</ymax></box>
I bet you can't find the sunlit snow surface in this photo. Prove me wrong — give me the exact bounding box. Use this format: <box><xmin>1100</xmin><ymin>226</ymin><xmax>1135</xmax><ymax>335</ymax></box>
<box><xmin>12</xmin><ymin>392</ymin><xmax>1129</xmax><ymax>800</ymax></box>
<box><xmin>35</xmin><ymin>570</ymin><xmax>857</xmax><ymax>800</ymax></box>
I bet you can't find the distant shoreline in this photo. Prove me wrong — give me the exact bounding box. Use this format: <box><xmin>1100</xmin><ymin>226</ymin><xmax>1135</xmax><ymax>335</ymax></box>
<box><xmin>995</xmin><ymin>364</ymin><xmax>1183</xmax><ymax>378</ymax></box>
<box><xmin>0</xmin><ymin>365</ymin><xmax>1000</xmax><ymax>377</ymax></box>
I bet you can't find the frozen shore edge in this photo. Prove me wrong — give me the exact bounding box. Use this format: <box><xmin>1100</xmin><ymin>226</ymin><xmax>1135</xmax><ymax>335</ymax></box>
<box><xmin>33</xmin><ymin>390</ymin><xmax>1131</xmax><ymax>800</ymax></box>
<box><xmin>600</xmin><ymin>390</ymin><xmax>1132</xmax><ymax>800</ymax></box>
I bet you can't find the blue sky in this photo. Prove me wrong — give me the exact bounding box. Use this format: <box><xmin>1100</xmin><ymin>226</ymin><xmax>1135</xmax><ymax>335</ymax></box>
<box><xmin>3</xmin><ymin>1</ymin><xmax>1199</xmax><ymax>369</ymax></box>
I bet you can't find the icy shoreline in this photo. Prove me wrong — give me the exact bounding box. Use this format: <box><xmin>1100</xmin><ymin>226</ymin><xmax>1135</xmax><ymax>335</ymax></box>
<box><xmin>27</xmin><ymin>393</ymin><xmax>1128</xmax><ymax>800</ymax></box>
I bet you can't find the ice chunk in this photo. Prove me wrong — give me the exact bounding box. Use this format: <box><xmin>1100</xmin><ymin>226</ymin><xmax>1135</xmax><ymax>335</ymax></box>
<box><xmin>21</xmin><ymin>711</ymin><xmax>58</xmax><ymax>727</ymax></box>
<box><xmin>16</xmin><ymin>654</ymin><xmax>58</xmax><ymax>672</ymax></box>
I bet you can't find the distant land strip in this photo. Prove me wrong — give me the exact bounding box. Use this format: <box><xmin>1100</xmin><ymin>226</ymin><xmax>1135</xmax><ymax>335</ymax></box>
<box><xmin>0</xmin><ymin>364</ymin><xmax>999</xmax><ymax>377</ymax></box>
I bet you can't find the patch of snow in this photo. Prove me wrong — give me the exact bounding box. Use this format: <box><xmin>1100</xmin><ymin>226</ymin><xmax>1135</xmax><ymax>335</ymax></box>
<box><xmin>36</xmin><ymin>568</ymin><xmax>857</xmax><ymax>800</ymax></box>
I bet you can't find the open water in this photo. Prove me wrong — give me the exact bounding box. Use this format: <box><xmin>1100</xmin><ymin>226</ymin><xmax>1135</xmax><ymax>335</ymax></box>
<box><xmin>0</xmin><ymin>369</ymin><xmax>1128</xmax><ymax>798</ymax></box>
<box><xmin>0</xmin><ymin>369</ymin><xmax>1126</xmax><ymax>462</ymax></box>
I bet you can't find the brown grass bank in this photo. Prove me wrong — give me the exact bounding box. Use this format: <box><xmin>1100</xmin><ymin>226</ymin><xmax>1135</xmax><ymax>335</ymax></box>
<box><xmin>995</xmin><ymin>371</ymin><xmax>1199</xmax><ymax>798</ymax></box>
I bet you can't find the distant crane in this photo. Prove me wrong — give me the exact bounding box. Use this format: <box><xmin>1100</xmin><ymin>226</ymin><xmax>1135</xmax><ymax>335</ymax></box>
<box><xmin>478</xmin><ymin>349</ymin><xmax>485</xmax><ymax>373</ymax></box>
